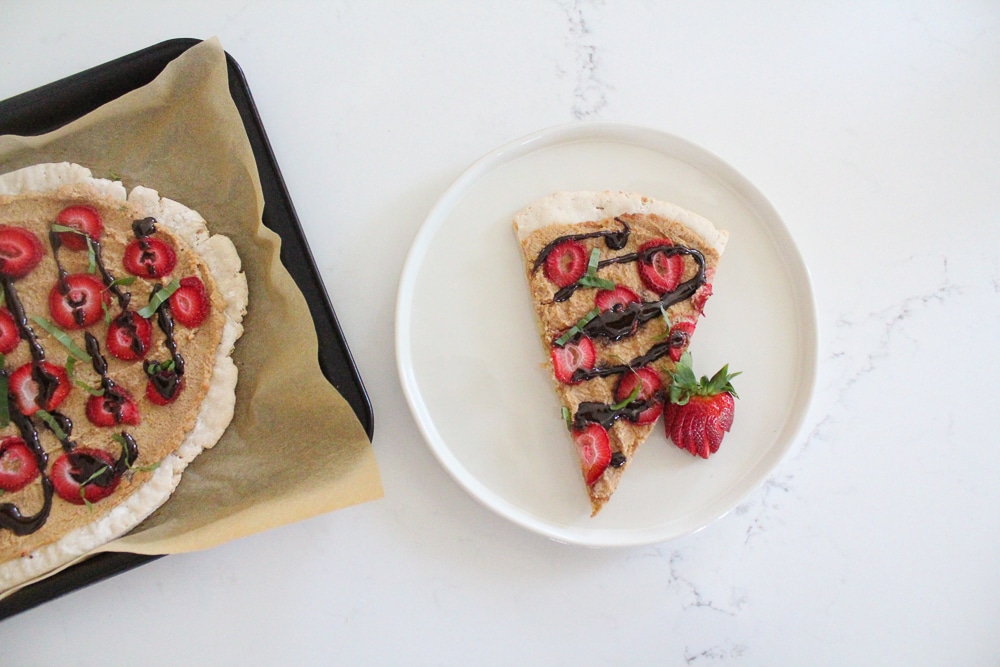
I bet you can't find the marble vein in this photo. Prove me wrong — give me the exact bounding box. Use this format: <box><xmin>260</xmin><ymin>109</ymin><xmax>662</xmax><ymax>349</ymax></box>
<box><xmin>555</xmin><ymin>0</ymin><xmax>610</xmax><ymax>119</ymax></box>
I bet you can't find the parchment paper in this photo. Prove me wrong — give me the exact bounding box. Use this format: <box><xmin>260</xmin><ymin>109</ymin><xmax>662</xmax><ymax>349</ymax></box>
<box><xmin>0</xmin><ymin>38</ymin><xmax>383</xmax><ymax>565</ymax></box>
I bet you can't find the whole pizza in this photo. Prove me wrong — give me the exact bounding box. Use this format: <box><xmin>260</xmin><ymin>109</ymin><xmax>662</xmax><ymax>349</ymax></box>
<box><xmin>0</xmin><ymin>163</ymin><xmax>247</xmax><ymax>591</ymax></box>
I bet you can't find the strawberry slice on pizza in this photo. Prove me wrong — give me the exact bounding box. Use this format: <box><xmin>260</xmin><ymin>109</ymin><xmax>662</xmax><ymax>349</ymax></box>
<box><xmin>513</xmin><ymin>191</ymin><xmax>729</xmax><ymax>515</ymax></box>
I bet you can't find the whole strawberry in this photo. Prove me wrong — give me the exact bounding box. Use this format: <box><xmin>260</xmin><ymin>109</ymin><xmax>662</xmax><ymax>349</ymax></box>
<box><xmin>663</xmin><ymin>352</ymin><xmax>740</xmax><ymax>459</ymax></box>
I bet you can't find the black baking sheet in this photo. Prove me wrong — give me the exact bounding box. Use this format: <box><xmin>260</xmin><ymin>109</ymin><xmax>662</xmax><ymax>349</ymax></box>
<box><xmin>0</xmin><ymin>38</ymin><xmax>374</xmax><ymax>620</ymax></box>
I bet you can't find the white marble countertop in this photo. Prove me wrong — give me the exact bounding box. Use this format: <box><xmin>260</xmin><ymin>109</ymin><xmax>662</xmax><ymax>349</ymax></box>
<box><xmin>2</xmin><ymin>2</ymin><xmax>999</xmax><ymax>665</ymax></box>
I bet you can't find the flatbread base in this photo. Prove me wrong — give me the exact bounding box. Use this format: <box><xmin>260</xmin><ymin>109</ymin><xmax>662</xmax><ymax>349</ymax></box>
<box><xmin>0</xmin><ymin>163</ymin><xmax>247</xmax><ymax>593</ymax></box>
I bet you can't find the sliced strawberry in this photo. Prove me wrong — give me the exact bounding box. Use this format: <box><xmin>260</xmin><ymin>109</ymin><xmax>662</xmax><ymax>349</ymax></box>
<box><xmin>145</xmin><ymin>367</ymin><xmax>184</xmax><ymax>405</ymax></box>
<box><xmin>9</xmin><ymin>361</ymin><xmax>70</xmax><ymax>415</ymax></box>
<box><xmin>106</xmin><ymin>311</ymin><xmax>152</xmax><ymax>361</ymax></box>
<box><xmin>0</xmin><ymin>225</ymin><xmax>44</xmax><ymax>279</ymax></box>
<box><xmin>48</xmin><ymin>274</ymin><xmax>110</xmax><ymax>329</ymax></box>
<box><xmin>0</xmin><ymin>308</ymin><xmax>21</xmax><ymax>354</ymax></box>
<box><xmin>572</xmin><ymin>423</ymin><xmax>612</xmax><ymax>486</ymax></box>
<box><xmin>665</xmin><ymin>393</ymin><xmax>735</xmax><ymax>458</ymax></box>
<box><xmin>123</xmin><ymin>237</ymin><xmax>176</xmax><ymax>278</ymax></box>
<box><xmin>86</xmin><ymin>387</ymin><xmax>141</xmax><ymax>427</ymax></box>
<box><xmin>666</xmin><ymin>319</ymin><xmax>696</xmax><ymax>362</ymax></box>
<box><xmin>663</xmin><ymin>354</ymin><xmax>739</xmax><ymax>459</ymax></box>
<box><xmin>637</xmin><ymin>239</ymin><xmax>685</xmax><ymax>294</ymax></box>
<box><xmin>594</xmin><ymin>285</ymin><xmax>639</xmax><ymax>312</ymax></box>
<box><xmin>551</xmin><ymin>335</ymin><xmax>596</xmax><ymax>384</ymax></box>
<box><xmin>543</xmin><ymin>240</ymin><xmax>588</xmax><ymax>287</ymax></box>
<box><xmin>55</xmin><ymin>205</ymin><xmax>103</xmax><ymax>251</ymax></box>
<box><xmin>690</xmin><ymin>282</ymin><xmax>713</xmax><ymax>315</ymax></box>
<box><xmin>51</xmin><ymin>448</ymin><xmax>120</xmax><ymax>505</ymax></box>
<box><xmin>613</xmin><ymin>367</ymin><xmax>663</xmax><ymax>425</ymax></box>
<box><xmin>168</xmin><ymin>276</ymin><xmax>210</xmax><ymax>328</ymax></box>
<box><xmin>0</xmin><ymin>437</ymin><xmax>40</xmax><ymax>492</ymax></box>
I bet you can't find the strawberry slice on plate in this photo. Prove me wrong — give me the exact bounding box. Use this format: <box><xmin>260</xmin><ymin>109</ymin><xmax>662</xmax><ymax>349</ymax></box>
<box><xmin>551</xmin><ymin>335</ymin><xmax>596</xmax><ymax>384</ymax></box>
<box><xmin>106</xmin><ymin>311</ymin><xmax>152</xmax><ymax>361</ymax></box>
<box><xmin>49</xmin><ymin>274</ymin><xmax>110</xmax><ymax>329</ymax></box>
<box><xmin>9</xmin><ymin>361</ymin><xmax>71</xmax><ymax>415</ymax></box>
<box><xmin>663</xmin><ymin>353</ymin><xmax>739</xmax><ymax>458</ymax></box>
<box><xmin>572</xmin><ymin>423</ymin><xmax>612</xmax><ymax>486</ymax></box>
<box><xmin>86</xmin><ymin>387</ymin><xmax>141</xmax><ymax>427</ymax></box>
<box><xmin>55</xmin><ymin>205</ymin><xmax>103</xmax><ymax>251</ymax></box>
<box><xmin>543</xmin><ymin>240</ymin><xmax>588</xmax><ymax>287</ymax></box>
<box><xmin>0</xmin><ymin>225</ymin><xmax>44</xmax><ymax>279</ymax></box>
<box><xmin>613</xmin><ymin>367</ymin><xmax>663</xmax><ymax>425</ymax></box>
<box><xmin>0</xmin><ymin>308</ymin><xmax>21</xmax><ymax>354</ymax></box>
<box><xmin>123</xmin><ymin>237</ymin><xmax>177</xmax><ymax>278</ymax></box>
<box><xmin>0</xmin><ymin>437</ymin><xmax>40</xmax><ymax>493</ymax></box>
<box><xmin>51</xmin><ymin>448</ymin><xmax>120</xmax><ymax>505</ymax></box>
<box><xmin>637</xmin><ymin>238</ymin><xmax>685</xmax><ymax>294</ymax></box>
<box><xmin>168</xmin><ymin>276</ymin><xmax>210</xmax><ymax>328</ymax></box>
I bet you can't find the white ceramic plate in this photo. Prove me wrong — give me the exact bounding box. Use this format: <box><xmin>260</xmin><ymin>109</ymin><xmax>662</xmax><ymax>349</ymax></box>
<box><xmin>396</xmin><ymin>122</ymin><xmax>817</xmax><ymax>546</ymax></box>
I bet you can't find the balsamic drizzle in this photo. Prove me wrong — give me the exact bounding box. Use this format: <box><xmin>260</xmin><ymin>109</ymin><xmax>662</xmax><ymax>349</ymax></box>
<box><xmin>531</xmin><ymin>217</ymin><xmax>631</xmax><ymax>274</ymax></box>
<box><xmin>85</xmin><ymin>332</ymin><xmax>129</xmax><ymax>424</ymax></box>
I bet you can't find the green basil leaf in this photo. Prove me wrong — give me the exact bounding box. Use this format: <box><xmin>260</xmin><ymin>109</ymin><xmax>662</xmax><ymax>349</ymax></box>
<box><xmin>108</xmin><ymin>275</ymin><xmax>137</xmax><ymax>288</ymax></box>
<box><xmin>35</xmin><ymin>409</ymin><xmax>68</xmax><ymax>441</ymax></box>
<box><xmin>610</xmin><ymin>382</ymin><xmax>642</xmax><ymax>411</ymax></box>
<box><xmin>137</xmin><ymin>279</ymin><xmax>180</xmax><ymax>319</ymax></box>
<box><xmin>30</xmin><ymin>316</ymin><xmax>91</xmax><ymax>362</ymax></box>
<box><xmin>0</xmin><ymin>357</ymin><xmax>8</xmax><ymax>430</ymax></box>
<box><xmin>576</xmin><ymin>275</ymin><xmax>616</xmax><ymax>290</ymax></box>
<box><xmin>554</xmin><ymin>308</ymin><xmax>600</xmax><ymax>347</ymax></box>
<box><xmin>51</xmin><ymin>224</ymin><xmax>83</xmax><ymax>235</ymax></box>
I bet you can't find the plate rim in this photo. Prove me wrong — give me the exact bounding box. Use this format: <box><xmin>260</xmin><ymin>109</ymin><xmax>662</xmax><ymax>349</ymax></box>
<box><xmin>396</xmin><ymin>120</ymin><xmax>818</xmax><ymax>547</ymax></box>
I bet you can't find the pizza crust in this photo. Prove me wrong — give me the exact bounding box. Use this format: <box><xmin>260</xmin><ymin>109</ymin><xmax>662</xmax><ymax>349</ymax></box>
<box><xmin>0</xmin><ymin>163</ymin><xmax>247</xmax><ymax>593</ymax></box>
<box><xmin>513</xmin><ymin>190</ymin><xmax>729</xmax><ymax>255</ymax></box>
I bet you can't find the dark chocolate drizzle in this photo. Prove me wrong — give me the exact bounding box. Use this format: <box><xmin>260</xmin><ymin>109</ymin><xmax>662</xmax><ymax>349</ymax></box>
<box><xmin>570</xmin><ymin>340</ymin><xmax>676</xmax><ymax>383</ymax></box>
<box><xmin>85</xmin><ymin>332</ymin><xmax>131</xmax><ymax>424</ymax></box>
<box><xmin>553</xmin><ymin>242</ymin><xmax>706</xmax><ymax>304</ymax></box>
<box><xmin>0</xmin><ymin>407</ymin><xmax>55</xmax><ymax>535</ymax></box>
<box><xmin>1</xmin><ymin>276</ymin><xmax>59</xmax><ymax>408</ymax></box>
<box><xmin>143</xmin><ymin>283</ymin><xmax>185</xmax><ymax>401</ymax></box>
<box><xmin>573</xmin><ymin>398</ymin><xmax>660</xmax><ymax>430</ymax></box>
<box><xmin>531</xmin><ymin>217</ymin><xmax>631</xmax><ymax>274</ymax></box>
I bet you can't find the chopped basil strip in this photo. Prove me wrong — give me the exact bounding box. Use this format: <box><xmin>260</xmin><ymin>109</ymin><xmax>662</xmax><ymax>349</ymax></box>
<box><xmin>653</xmin><ymin>305</ymin><xmax>673</xmax><ymax>341</ymax></box>
<box><xmin>554</xmin><ymin>308</ymin><xmax>600</xmax><ymax>347</ymax></box>
<box><xmin>35</xmin><ymin>409</ymin><xmax>68</xmax><ymax>441</ymax></box>
<box><xmin>86</xmin><ymin>237</ymin><xmax>97</xmax><ymax>274</ymax></box>
<box><xmin>610</xmin><ymin>382</ymin><xmax>642</xmax><ymax>410</ymax></box>
<box><xmin>65</xmin><ymin>355</ymin><xmax>101</xmax><ymax>395</ymax></box>
<box><xmin>30</xmin><ymin>316</ymin><xmax>91</xmax><ymax>362</ymax></box>
<box><xmin>51</xmin><ymin>223</ymin><xmax>83</xmax><ymax>235</ymax></box>
<box><xmin>108</xmin><ymin>275</ymin><xmax>137</xmax><ymax>288</ymax></box>
<box><xmin>0</xmin><ymin>354</ymin><xmax>8</xmax><ymax>429</ymax></box>
<box><xmin>561</xmin><ymin>406</ymin><xmax>572</xmax><ymax>430</ymax></box>
<box><xmin>576</xmin><ymin>274</ymin><xmax>616</xmax><ymax>290</ymax></box>
<box><xmin>138</xmin><ymin>279</ymin><xmax>180</xmax><ymax>319</ymax></box>
<box><xmin>573</xmin><ymin>248</ymin><xmax>615</xmax><ymax>290</ymax></box>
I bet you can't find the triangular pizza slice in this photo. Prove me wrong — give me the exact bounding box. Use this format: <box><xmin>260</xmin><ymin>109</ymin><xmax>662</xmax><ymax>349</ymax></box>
<box><xmin>513</xmin><ymin>191</ymin><xmax>728</xmax><ymax>515</ymax></box>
